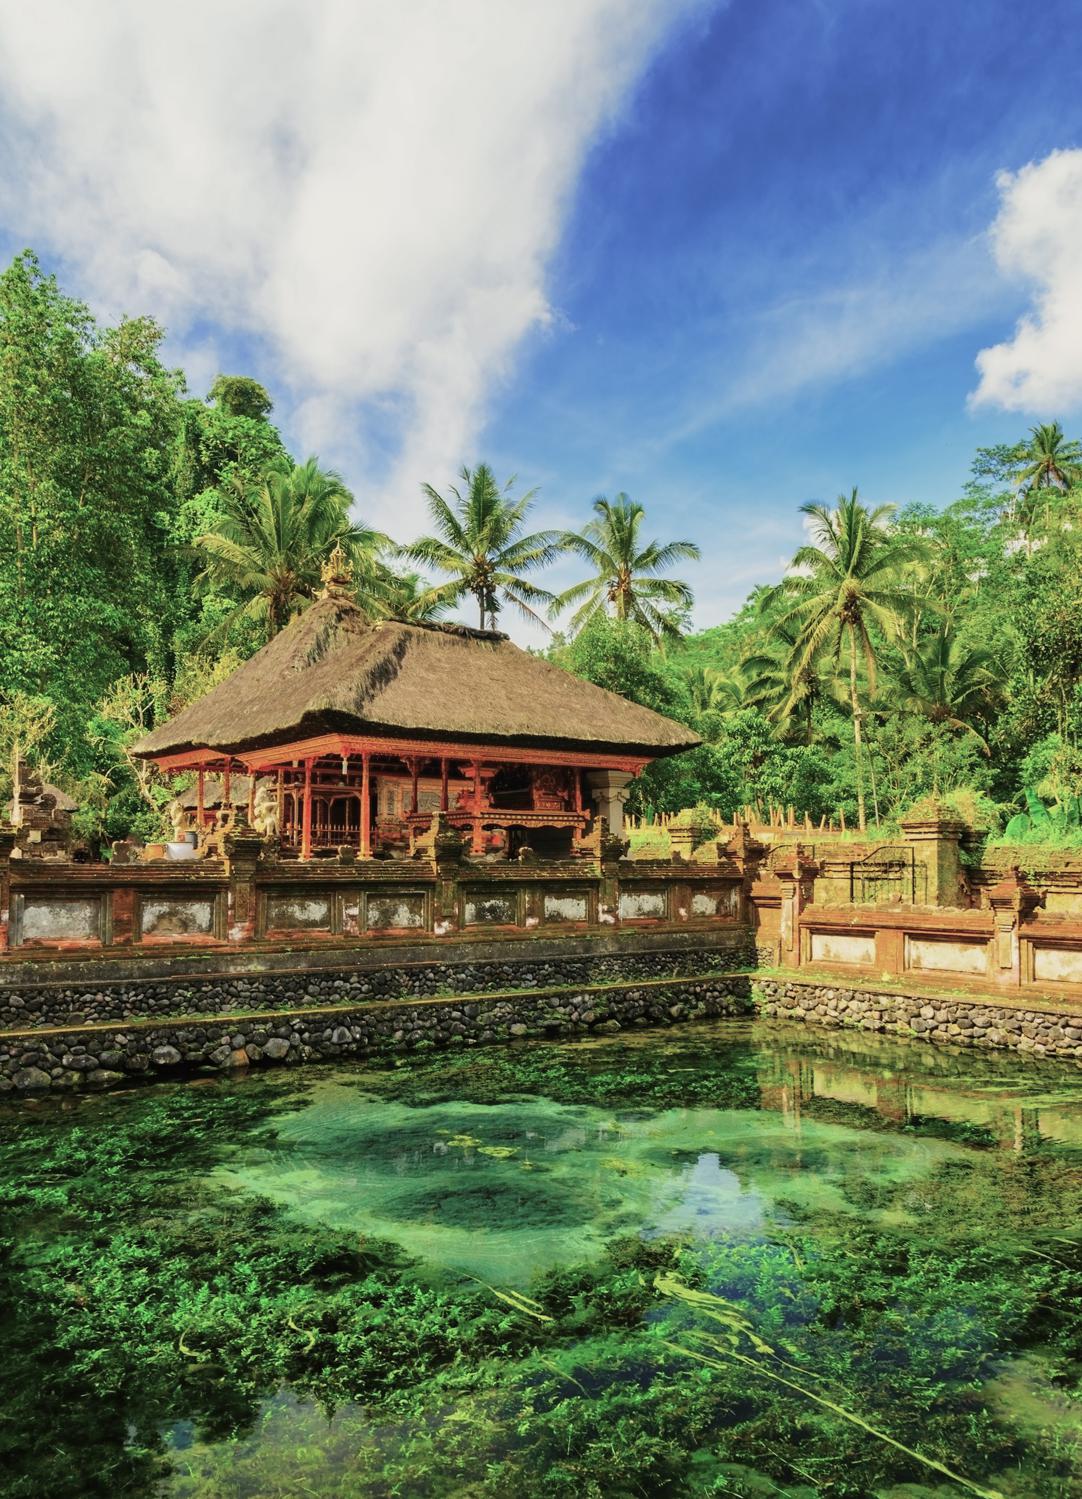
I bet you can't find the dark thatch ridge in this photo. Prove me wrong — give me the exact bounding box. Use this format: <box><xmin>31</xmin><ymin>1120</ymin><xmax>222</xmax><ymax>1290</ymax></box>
<box><xmin>134</xmin><ymin>597</ymin><xmax>700</xmax><ymax>760</ymax></box>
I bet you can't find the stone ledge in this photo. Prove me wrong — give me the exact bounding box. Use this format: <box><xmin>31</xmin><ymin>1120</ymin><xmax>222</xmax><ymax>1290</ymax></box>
<box><xmin>0</xmin><ymin>973</ymin><xmax>756</xmax><ymax>1093</ymax></box>
<box><xmin>755</xmin><ymin>973</ymin><xmax>1082</xmax><ymax>1062</ymax></box>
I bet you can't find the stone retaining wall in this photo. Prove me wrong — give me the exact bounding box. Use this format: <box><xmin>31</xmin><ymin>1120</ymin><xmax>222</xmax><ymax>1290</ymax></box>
<box><xmin>755</xmin><ymin>975</ymin><xmax>1082</xmax><ymax>1061</ymax></box>
<box><xmin>0</xmin><ymin>974</ymin><xmax>755</xmax><ymax>1092</ymax></box>
<box><xmin>0</xmin><ymin>936</ymin><xmax>758</xmax><ymax>1031</ymax></box>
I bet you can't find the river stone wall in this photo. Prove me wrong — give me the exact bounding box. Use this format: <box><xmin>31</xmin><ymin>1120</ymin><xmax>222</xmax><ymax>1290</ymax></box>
<box><xmin>755</xmin><ymin>976</ymin><xmax>1082</xmax><ymax>1061</ymax></box>
<box><xmin>0</xmin><ymin>938</ymin><xmax>758</xmax><ymax>1031</ymax></box>
<box><xmin>0</xmin><ymin>975</ymin><xmax>755</xmax><ymax>1092</ymax></box>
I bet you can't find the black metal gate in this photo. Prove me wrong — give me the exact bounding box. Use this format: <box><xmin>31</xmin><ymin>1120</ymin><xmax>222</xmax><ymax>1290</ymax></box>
<box><xmin>848</xmin><ymin>845</ymin><xmax>925</xmax><ymax>905</ymax></box>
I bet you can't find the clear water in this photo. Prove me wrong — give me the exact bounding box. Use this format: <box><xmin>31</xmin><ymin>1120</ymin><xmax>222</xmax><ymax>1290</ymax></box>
<box><xmin>2</xmin><ymin>1018</ymin><xmax>1081</xmax><ymax>1498</ymax></box>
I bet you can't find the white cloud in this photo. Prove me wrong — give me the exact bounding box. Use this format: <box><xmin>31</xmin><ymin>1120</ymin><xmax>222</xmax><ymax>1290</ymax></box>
<box><xmin>971</xmin><ymin>148</ymin><xmax>1082</xmax><ymax>412</ymax></box>
<box><xmin>0</xmin><ymin>0</ymin><xmax>698</xmax><ymax>531</ymax></box>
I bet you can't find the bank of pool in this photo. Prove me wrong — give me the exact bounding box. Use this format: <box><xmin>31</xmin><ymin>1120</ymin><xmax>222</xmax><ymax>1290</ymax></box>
<box><xmin>2</xmin><ymin>1017</ymin><xmax>1080</xmax><ymax>1497</ymax></box>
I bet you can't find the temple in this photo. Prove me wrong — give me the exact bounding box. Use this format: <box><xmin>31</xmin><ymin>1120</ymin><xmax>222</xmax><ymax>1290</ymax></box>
<box><xmin>135</xmin><ymin>550</ymin><xmax>699</xmax><ymax>861</ymax></box>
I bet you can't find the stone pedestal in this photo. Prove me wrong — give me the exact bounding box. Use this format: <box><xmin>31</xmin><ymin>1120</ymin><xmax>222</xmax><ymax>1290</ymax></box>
<box><xmin>986</xmin><ymin>867</ymin><xmax>1040</xmax><ymax>985</ymax></box>
<box><xmin>900</xmin><ymin>800</ymin><xmax>967</xmax><ymax>907</ymax></box>
<box><xmin>585</xmin><ymin>770</ymin><xmax>634</xmax><ymax>835</ymax></box>
<box><xmin>223</xmin><ymin>826</ymin><xmax>268</xmax><ymax>942</ymax></box>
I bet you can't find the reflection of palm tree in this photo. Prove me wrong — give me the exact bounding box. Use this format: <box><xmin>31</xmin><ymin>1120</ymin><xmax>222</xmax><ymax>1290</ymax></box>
<box><xmin>404</xmin><ymin>464</ymin><xmax>561</xmax><ymax>630</ymax></box>
<box><xmin>194</xmin><ymin>457</ymin><xmax>385</xmax><ymax>641</ymax></box>
<box><xmin>767</xmin><ymin>488</ymin><xmax>926</xmax><ymax>830</ymax></box>
<box><xmin>885</xmin><ymin>625</ymin><xmax>1000</xmax><ymax>750</ymax></box>
<box><xmin>553</xmin><ymin>495</ymin><xmax>699</xmax><ymax>641</ymax></box>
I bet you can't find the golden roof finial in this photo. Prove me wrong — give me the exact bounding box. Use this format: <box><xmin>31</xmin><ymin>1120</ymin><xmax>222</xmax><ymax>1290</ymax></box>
<box><xmin>320</xmin><ymin>542</ymin><xmax>354</xmax><ymax>599</ymax></box>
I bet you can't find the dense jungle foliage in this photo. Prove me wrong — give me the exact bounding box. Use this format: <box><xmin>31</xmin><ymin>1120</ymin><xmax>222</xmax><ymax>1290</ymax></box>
<box><xmin>4</xmin><ymin>248</ymin><xmax>1082</xmax><ymax>845</ymax></box>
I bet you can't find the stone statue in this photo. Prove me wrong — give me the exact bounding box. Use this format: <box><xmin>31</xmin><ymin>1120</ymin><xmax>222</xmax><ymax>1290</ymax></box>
<box><xmin>252</xmin><ymin>782</ymin><xmax>280</xmax><ymax>839</ymax></box>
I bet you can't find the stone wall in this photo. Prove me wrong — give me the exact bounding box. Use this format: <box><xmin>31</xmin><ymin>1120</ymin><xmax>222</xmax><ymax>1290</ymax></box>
<box><xmin>755</xmin><ymin>976</ymin><xmax>1082</xmax><ymax>1062</ymax></box>
<box><xmin>0</xmin><ymin>933</ymin><xmax>758</xmax><ymax>1031</ymax></box>
<box><xmin>0</xmin><ymin>974</ymin><xmax>755</xmax><ymax>1092</ymax></box>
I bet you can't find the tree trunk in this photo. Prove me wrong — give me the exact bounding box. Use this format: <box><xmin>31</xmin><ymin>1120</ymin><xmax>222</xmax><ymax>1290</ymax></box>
<box><xmin>849</xmin><ymin>630</ymin><xmax>866</xmax><ymax>832</ymax></box>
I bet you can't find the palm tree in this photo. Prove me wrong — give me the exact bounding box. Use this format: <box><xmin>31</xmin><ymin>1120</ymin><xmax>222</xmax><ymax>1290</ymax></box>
<box><xmin>403</xmin><ymin>464</ymin><xmax>561</xmax><ymax>630</ymax></box>
<box><xmin>682</xmin><ymin>665</ymin><xmax>743</xmax><ymax>718</ymax></box>
<box><xmin>1011</xmin><ymin>422</ymin><xmax>1082</xmax><ymax>551</ymax></box>
<box><xmin>376</xmin><ymin>570</ymin><xmax>454</xmax><ymax>623</ymax></box>
<box><xmin>885</xmin><ymin>625</ymin><xmax>1001</xmax><ymax>750</ymax></box>
<box><xmin>553</xmin><ymin>495</ymin><xmax>700</xmax><ymax>641</ymax></box>
<box><xmin>767</xmin><ymin>488</ymin><xmax>928</xmax><ymax>830</ymax></box>
<box><xmin>194</xmin><ymin>457</ymin><xmax>386</xmax><ymax>641</ymax></box>
<box><xmin>741</xmin><ymin>620</ymin><xmax>842</xmax><ymax>743</ymax></box>
<box><xmin>1015</xmin><ymin>421</ymin><xmax>1082</xmax><ymax>492</ymax></box>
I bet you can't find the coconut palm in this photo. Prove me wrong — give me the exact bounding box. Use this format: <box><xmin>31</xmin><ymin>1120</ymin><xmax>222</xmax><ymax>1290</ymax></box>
<box><xmin>403</xmin><ymin>464</ymin><xmax>561</xmax><ymax>630</ymax></box>
<box><xmin>885</xmin><ymin>625</ymin><xmax>1001</xmax><ymax>750</ymax></box>
<box><xmin>194</xmin><ymin>457</ymin><xmax>386</xmax><ymax>641</ymax></box>
<box><xmin>1011</xmin><ymin>422</ymin><xmax>1082</xmax><ymax>551</ymax></box>
<box><xmin>553</xmin><ymin>495</ymin><xmax>700</xmax><ymax>641</ymax></box>
<box><xmin>741</xmin><ymin>620</ymin><xmax>843</xmax><ymax>743</ymax></box>
<box><xmin>682</xmin><ymin>665</ymin><xmax>743</xmax><ymax>718</ymax></box>
<box><xmin>767</xmin><ymin>488</ymin><xmax>928</xmax><ymax>830</ymax></box>
<box><xmin>376</xmin><ymin>570</ymin><xmax>454</xmax><ymax>623</ymax></box>
<box><xmin>1015</xmin><ymin>421</ymin><xmax>1082</xmax><ymax>493</ymax></box>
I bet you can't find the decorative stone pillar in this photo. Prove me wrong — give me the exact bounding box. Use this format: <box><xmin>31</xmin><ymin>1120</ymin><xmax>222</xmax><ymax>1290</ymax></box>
<box><xmin>771</xmin><ymin>845</ymin><xmax>816</xmax><ymax>967</ymax></box>
<box><xmin>585</xmin><ymin>770</ymin><xmax>634</xmax><ymax>835</ymax></box>
<box><xmin>986</xmin><ymin>867</ymin><xmax>1040</xmax><ymax>987</ymax></box>
<box><xmin>899</xmin><ymin>799</ymin><xmax>967</xmax><ymax>907</ymax></box>
<box><xmin>423</xmin><ymin>813</ymin><xmax>466</xmax><ymax>936</ymax></box>
<box><xmin>0</xmin><ymin>826</ymin><xmax>16</xmax><ymax>951</ymax></box>
<box><xmin>223</xmin><ymin>824</ymin><xmax>268</xmax><ymax>942</ymax></box>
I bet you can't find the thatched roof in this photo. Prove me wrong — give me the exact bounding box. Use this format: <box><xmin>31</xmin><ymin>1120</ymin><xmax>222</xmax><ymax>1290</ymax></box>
<box><xmin>135</xmin><ymin>598</ymin><xmax>699</xmax><ymax>761</ymax></box>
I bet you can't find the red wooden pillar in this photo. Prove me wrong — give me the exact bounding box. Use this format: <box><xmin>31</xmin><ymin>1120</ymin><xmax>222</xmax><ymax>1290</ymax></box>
<box><xmin>470</xmin><ymin>759</ymin><xmax>485</xmax><ymax>855</ymax></box>
<box><xmin>301</xmin><ymin>758</ymin><xmax>313</xmax><ymax>860</ymax></box>
<box><xmin>222</xmin><ymin>760</ymin><xmax>232</xmax><ymax>816</ymax></box>
<box><xmin>360</xmin><ymin>752</ymin><xmax>371</xmax><ymax>858</ymax></box>
<box><xmin>276</xmin><ymin>769</ymin><xmax>285</xmax><ymax>837</ymax></box>
<box><xmin>440</xmin><ymin>757</ymin><xmax>449</xmax><ymax>811</ymax></box>
<box><xmin>196</xmin><ymin>768</ymin><xmax>205</xmax><ymax>830</ymax></box>
<box><xmin>246</xmin><ymin>772</ymin><xmax>256</xmax><ymax>825</ymax></box>
<box><xmin>571</xmin><ymin>769</ymin><xmax>582</xmax><ymax>812</ymax></box>
<box><xmin>410</xmin><ymin>758</ymin><xmax>419</xmax><ymax>814</ymax></box>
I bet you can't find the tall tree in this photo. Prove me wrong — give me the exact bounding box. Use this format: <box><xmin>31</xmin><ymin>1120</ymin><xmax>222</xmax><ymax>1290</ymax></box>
<box><xmin>553</xmin><ymin>495</ymin><xmax>699</xmax><ymax>641</ymax></box>
<box><xmin>0</xmin><ymin>250</ymin><xmax>185</xmax><ymax>774</ymax></box>
<box><xmin>193</xmin><ymin>458</ymin><xmax>386</xmax><ymax>640</ymax></box>
<box><xmin>885</xmin><ymin>624</ymin><xmax>1001</xmax><ymax>750</ymax></box>
<box><xmin>767</xmin><ymin>488</ymin><xmax>926</xmax><ymax>830</ymax></box>
<box><xmin>1010</xmin><ymin>422</ymin><xmax>1082</xmax><ymax>552</ymax></box>
<box><xmin>404</xmin><ymin>464</ymin><xmax>560</xmax><ymax>630</ymax></box>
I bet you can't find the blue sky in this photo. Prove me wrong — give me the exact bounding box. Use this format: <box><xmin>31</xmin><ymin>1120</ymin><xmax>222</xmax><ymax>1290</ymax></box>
<box><xmin>2</xmin><ymin>0</ymin><xmax>1082</xmax><ymax>634</ymax></box>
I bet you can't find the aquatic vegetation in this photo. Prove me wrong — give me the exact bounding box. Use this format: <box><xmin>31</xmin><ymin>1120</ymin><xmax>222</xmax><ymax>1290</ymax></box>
<box><xmin>1</xmin><ymin>1021</ymin><xmax>1080</xmax><ymax>1497</ymax></box>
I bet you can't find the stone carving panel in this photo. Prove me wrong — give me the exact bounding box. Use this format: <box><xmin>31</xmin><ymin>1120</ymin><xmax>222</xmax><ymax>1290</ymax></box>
<box><xmin>618</xmin><ymin>889</ymin><xmax>667</xmax><ymax>921</ymax></box>
<box><xmin>543</xmin><ymin>892</ymin><xmax>589</xmax><ymax>923</ymax></box>
<box><xmin>18</xmin><ymin>897</ymin><xmax>102</xmax><ymax>946</ymax></box>
<box><xmin>809</xmin><ymin>931</ymin><xmax>876</xmax><ymax>966</ymax></box>
<box><xmin>464</xmin><ymin>892</ymin><xmax>518</xmax><ymax>926</ymax></box>
<box><xmin>141</xmin><ymin>898</ymin><xmax>214</xmax><ymax>939</ymax></box>
<box><xmin>905</xmin><ymin>935</ymin><xmax>988</xmax><ymax>976</ymax></box>
<box><xmin>690</xmin><ymin>885</ymin><xmax>740</xmax><ymax>919</ymax></box>
<box><xmin>1031</xmin><ymin>945</ymin><xmax>1082</xmax><ymax>985</ymax></box>
<box><xmin>265</xmin><ymin>893</ymin><xmax>333</xmax><ymax>931</ymax></box>
<box><xmin>366</xmin><ymin>893</ymin><xmax>427</xmax><ymax>930</ymax></box>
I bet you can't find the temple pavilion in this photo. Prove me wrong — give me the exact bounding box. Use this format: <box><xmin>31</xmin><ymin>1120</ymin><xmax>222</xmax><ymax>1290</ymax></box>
<box><xmin>135</xmin><ymin>552</ymin><xmax>698</xmax><ymax>860</ymax></box>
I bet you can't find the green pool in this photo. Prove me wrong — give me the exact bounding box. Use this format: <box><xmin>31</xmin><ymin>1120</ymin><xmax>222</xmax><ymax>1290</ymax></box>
<box><xmin>2</xmin><ymin>1019</ymin><xmax>1080</xmax><ymax>1497</ymax></box>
